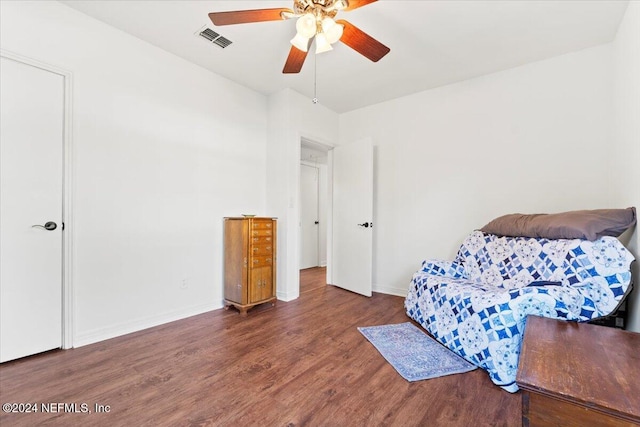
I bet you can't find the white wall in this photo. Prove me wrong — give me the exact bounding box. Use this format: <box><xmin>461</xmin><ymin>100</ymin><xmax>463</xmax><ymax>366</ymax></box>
<box><xmin>0</xmin><ymin>1</ymin><xmax>268</xmax><ymax>345</ymax></box>
<box><xmin>267</xmin><ymin>89</ymin><xmax>338</xmax><ymax>301</ymax></box>
<box><xmin>340</xmin><ymin>44</ymin><xmax>616</xmax><ymax>296</ymax></box>
<box><xmin>612</xmin><ymin>2</ymin><xmax>640</xmax><ymax>333</ymax></box>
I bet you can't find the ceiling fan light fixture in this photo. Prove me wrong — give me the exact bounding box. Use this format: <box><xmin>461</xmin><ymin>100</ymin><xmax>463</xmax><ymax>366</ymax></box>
<box><xmin>208</xmin><ymin>0</ymin><xmax>388</xmax><ymax>74</ymax></box>
<box><xmin>290</xmin><ymin>33</ymin><xmax>310</xmax><ymax>52</ymax></box>
<box><xmin>322</xmin><ymin>17</ymin><xmax>343</xmax><ymax>44</ymax></box>
<box><xmin>296</xmin><ymin>13</ymin><xmax>317</xmax><ymax>38</ymax></box>
<box><xmin>315</xmin><ymin>32</ymin><xmax>333</xmax><ymax>54</ymax></box>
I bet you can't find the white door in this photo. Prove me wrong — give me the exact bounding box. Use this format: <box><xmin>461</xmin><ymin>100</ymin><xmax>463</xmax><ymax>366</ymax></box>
<box><xmin>330</xmin><ymin>138</ymin><xmax>373</xmax><ymax>297</ymax></box>
<box><xmin>0</xmin><ymin>56</ymin><xmax>64</xmax><ymax>362</ymax></box>
<box><xmin>300</xmin><ymin>164</ymin><xmax>319</xmax><ymax>269</ymax></box>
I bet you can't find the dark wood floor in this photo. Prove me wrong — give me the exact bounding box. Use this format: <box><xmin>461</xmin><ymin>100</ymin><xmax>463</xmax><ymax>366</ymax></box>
<box><xmin>300</xmin><ymin>267</ymin><xmax>327</xmax><ymax>294</ymax></box>
<box><xmin>0</xmin><ymin>273</ymin><xmax>520</xmax><ymax>426</ymax></box>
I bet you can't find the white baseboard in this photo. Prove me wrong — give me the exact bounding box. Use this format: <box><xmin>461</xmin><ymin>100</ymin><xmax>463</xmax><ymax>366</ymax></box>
<box><xmin>74</xmin><ymin>302</ymin><xmax>220</xmax><ymax>347</ymax></box>
<box><xmin>373</xmin><ymin>284</ymin><xmax>408</xmax><ymax>297</ymax></box>
<box><xmin>277</xmin><ymin>290</ymin><xmax>299</xmax><ymax>302</ymax></box>
<box><xmin>72</xmin><ymin>284</ymin><xmax>406</xmax><ymax>348</ymax></box>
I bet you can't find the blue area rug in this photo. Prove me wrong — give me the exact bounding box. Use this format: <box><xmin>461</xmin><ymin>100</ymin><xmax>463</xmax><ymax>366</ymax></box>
<box><xmin>358</xmin><ymin>322</ymin><xmax>477</xmax><ymax>382</ymax></box>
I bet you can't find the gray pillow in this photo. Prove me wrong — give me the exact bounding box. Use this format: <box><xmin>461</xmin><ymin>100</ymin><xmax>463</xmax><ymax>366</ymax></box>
<box><xmin>480</xmin><ymin>207</ymin><xmax>636</xmax><ymax>241</ymax></box>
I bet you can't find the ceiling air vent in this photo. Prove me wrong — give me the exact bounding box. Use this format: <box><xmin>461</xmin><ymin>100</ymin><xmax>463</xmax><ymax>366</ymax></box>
<box><xmin>213</xmin><ymin>36</ymin><xmax>232</xmax><ymax>48</ymax></box>
<box><xmin>197</xmin><ymin>26</ymin><xmax>233</xmax><ymax>49</ymax></box>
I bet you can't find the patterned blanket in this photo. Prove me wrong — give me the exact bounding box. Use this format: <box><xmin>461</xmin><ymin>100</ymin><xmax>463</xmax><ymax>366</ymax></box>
<box><xmin>405</xmin><ymin>231</ymin><xmax>634</xmax><ymax>392</ymax></box>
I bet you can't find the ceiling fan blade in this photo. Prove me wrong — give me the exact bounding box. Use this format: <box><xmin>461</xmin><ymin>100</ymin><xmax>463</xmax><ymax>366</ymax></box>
<box><xmin>283</xmin><ymin>45</ymin><xmax>310</xmax><ymax>74</ymax></box>
<box><xmin>336</xmin><ymin>20</ymin><xmax>390</xmax><ymax>62</ymax></box>
<box><xmin>343</xmin><ymin>0</ymin><xmax>378</xmax><ymax>11</ymax></box>
<box><xmin>209</xmin><ymin>8</ymin><xmax>293</xmax><ymax>26</ymax></box>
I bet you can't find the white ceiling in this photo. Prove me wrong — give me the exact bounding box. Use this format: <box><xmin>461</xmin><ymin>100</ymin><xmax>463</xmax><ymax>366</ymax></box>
<box><xmin>60</xmin><ymin>0</ymin><xmax>628</xmax><ymax>113</ymax></box>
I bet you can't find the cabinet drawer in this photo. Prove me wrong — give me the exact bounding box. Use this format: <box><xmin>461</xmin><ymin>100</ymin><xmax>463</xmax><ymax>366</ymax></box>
<box><xmin>250</xmin><ymin>256</ymin><xmax>273</xmax><ymax>268</ymax></box>
<box><xmin>251</xmin><ymin>236</ymin><xmax>273</xmax><ymax>244</ymax></box>
<box><xmin>251</xmin><ymin>244</ymin><xmax>273</xmax><ymax>255</ymax></box>
<box><xmin>251</xmin><ymin>220</ymin><xmax>274</xmax><ymax>230</ymax></box>
<box><xmin>250</xmin><ymin>228</ymin><xmax>272</xmax><ymax>237</ymax></box>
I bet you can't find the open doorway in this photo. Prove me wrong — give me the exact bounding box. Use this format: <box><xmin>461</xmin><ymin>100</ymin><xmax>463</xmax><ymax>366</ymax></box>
<box><xmin>299</xmin><ymin>138</ymin><xmax>330</xmax><ymax>292</ymax></box>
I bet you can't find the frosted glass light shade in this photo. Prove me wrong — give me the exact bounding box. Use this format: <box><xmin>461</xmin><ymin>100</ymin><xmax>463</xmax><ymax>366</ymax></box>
<box><xmin>290</xmin><ymin>33</ymin><xmax>310</xmax><ymax>52</ymax></box>
<box><xmin>322</xmin><ymin>17</ymin><xmax>344</xmax><ymax>44</ymax></box>
<box><xmin>296</xmin><ymin>13</ymin><xmax>317</xmax><ymax>38</ymax></box>
<box><xmin>315</xmin><ymin>32</ymin><xmax>333</xmax><ymax>54</ymax></box>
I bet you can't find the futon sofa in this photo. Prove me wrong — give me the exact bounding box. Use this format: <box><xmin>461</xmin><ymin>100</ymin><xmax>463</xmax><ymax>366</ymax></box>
<box><xmin>405</xmin><ymin>211</ymin><xmax>635</xmax><ymax>392</ymax></box>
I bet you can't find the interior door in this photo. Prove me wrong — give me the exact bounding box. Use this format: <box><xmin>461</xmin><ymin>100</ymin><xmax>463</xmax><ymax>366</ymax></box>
<box><xmin>0</xmin><ymin>56</ymin><xmax>64</xmax><ymax>362</ymax></box>
<box><xmin>330</xmin><ymin>138</ymin><xmax>373</xmax><ymax>297</ymax></box>
<box><xmin>300</xmin><ymin>164</ymin><xmax>319</xmax><ymax>269</ymax></box>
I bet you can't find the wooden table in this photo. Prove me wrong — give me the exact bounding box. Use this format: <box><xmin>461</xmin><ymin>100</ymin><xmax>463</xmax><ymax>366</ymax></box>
<box><xmin>516</xmin><ymin>315</ymin><xmax>640</xmax><ymax>427</ymax></box>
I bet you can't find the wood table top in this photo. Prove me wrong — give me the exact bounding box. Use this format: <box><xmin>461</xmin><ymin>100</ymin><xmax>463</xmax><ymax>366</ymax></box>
<box><xmin>516</xmin><ymin>315</ymin><xmax>640</xmax><ymax>421</ymax></box>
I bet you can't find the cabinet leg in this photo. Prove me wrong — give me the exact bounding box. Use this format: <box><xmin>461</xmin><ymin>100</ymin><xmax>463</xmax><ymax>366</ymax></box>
<box><xmin>238</xmin><ymin>307</ymin><xmax>249</xmax><ymax>316</ymax></box>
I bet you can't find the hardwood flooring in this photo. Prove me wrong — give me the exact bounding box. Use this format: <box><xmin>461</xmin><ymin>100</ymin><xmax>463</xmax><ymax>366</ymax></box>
<box><xmin>0</xmin><ymin>278</ymin><xmax>520</xmax><ymax>426</ymax></box>
<box><xmin>300</xmin><ymin>267</ymin><xmax>327</xmax><ymax>294</ymax></box>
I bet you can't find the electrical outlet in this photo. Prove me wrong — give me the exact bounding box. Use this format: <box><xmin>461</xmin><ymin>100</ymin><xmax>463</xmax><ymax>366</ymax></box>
<box><xmin>180</xmin><ymin>279</ymin><xmax>188</xmax><ymax>290</ymax></box>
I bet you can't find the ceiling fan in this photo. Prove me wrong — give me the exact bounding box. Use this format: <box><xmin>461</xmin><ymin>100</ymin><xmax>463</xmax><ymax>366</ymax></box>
<box><xmin>208</xmin><ymin>0</ymin><xmax>390</xmax><ymax>74</ymax></box>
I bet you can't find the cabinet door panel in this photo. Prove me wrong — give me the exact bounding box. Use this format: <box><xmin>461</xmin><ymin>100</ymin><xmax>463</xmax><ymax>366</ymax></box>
<box><xmin>249</xmin><ymin>266</ymin><xmax>272</xmax><ymax>303</ymax></box>
<box><xmin>224</xmin><ymin>219</ymin><xmax>248</xmax><ymax>304</ymax></box>
<box><xmin>249</xmin><ymin>268</ymin><xmax>261</xmax><ymax>303</ymax></box>
<box><xmin>262</xmin><ymin>269</ymin><xmax>274</xmax><ymax>301</ymax></box>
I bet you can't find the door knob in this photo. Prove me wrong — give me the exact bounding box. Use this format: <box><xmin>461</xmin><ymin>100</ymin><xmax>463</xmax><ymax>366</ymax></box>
<box><xmin>357</xmin><ymin>222</ymin><xmax>371</xmax><ymax>228</ymax></box>
<box><xmin>32</xmin><ymin>221</ymin><xmax>57</xmax><ymax>231</ymax></box>
<box><xmin>314</xmin><ymin>221</ymin><xmax>319</xmax><ymax>225</ymax></box>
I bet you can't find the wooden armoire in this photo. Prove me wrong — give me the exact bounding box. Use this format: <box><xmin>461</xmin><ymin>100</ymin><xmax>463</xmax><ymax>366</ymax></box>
<box><xmin>223</xmin><ymin>217</ymin><xmax>277</xmax><ymax>315</ymax></box>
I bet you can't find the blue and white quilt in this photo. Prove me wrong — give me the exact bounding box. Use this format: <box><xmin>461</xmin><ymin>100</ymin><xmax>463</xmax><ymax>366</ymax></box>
<box><xmin>404</xmin><ymin>231</ymin><xmax>634</xmax><ymax>392</ymax></box>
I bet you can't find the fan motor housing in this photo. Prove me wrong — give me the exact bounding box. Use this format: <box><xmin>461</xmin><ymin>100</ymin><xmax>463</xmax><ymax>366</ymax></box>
<box><xmin>294</xmin><ymin>0</ymin><xmax>340</xmax><ymax>18</ymax></box>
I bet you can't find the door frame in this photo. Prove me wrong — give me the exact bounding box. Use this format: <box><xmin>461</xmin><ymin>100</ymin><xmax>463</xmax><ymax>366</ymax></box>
<box><xmin>1</xmin><ymin>49</ymin><xmax>74</xmax><ymax>350</ymax></box>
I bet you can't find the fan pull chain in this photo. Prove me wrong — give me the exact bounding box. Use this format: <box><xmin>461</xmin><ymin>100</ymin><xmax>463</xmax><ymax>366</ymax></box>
<box><xmin>312</xmin><ymin>51</ymin><xmax>318</xmax><ymax>104</ymax></box>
